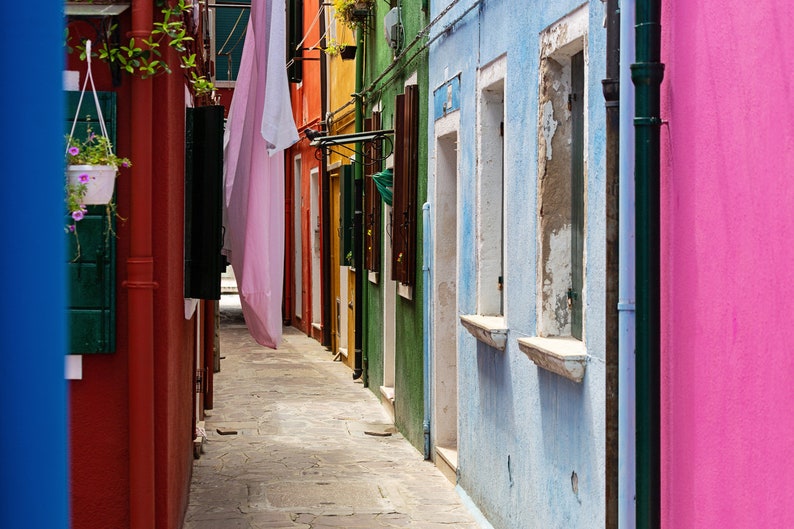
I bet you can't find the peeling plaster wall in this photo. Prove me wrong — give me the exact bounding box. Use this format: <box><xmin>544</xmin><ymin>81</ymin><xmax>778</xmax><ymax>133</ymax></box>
<box><xmin>427</xmin><ymin>1</ymin><xmax>607</xmax><ymax>528</ymax></box>
<box><xmin>537</xmin><ymin>53</ymin><xmax>574</xmax><ymax>337</ymax></box>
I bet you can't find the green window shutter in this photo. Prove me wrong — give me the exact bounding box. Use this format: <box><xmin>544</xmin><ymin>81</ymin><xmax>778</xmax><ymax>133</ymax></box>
<box><xmin>364</xmin><ymin>113</ymin><xmax>382</xmax><ymax>272</ymax></box>
<box><xmin>185</xmin><ymin>105</ymin><xmax>225</xmax><ymax>300</ymax></box>
<box><xmin>340</xmin><ymin>164</ymin><xmax>355</xmax><ymax>266</ymax></box>
<box><xmin>214</xmin><ymin>0</ymin><xmax>250</xmax><ymax>82</ymax></box>
<box><xmin>570</xmin><ymin>51</ymin><xmax>585</xmax><ymax>340</ymax></box>
<box><xmin>65</xmin><ymin>91</ymin><xmax>117</xmax><ymax>354</ymax></box>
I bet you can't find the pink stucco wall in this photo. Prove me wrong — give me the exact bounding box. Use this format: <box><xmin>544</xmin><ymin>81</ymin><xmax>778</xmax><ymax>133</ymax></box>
<box><xmin>661</xmin><ymin>2</ymin><xmax>794</xmax><ymax>527</ymax></box>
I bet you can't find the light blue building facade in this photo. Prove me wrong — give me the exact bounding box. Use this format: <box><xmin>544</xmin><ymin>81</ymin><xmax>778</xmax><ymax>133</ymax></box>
<box><xmin>425</xmin><ymin>1</ymin><xmax>608</xmax><ymax>527</ymax></box>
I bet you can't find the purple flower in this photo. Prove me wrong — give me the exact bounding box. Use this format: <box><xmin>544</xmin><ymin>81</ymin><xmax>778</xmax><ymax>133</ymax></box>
<box><xmin>68</xmin><ymin>225</ymin><xmax>76</xmax><ymax>233</ymax></box>
<box><xmin>71</xmin><ymin>210</ymin><xmax>85</xmax><ymax>222</ymax></box>
<box><xmin>121</xmin><ymin>161</ymin><xmax>130</xmax><ymax>168</ymax></box>
<box><xmin>79</xmin><ymin>173</ymin><xmax>90</xmax><ymax>183</ymax></box>
<box><xmin>68</xmin><ymin>146</ymin><xmax>80</xmax><ymax>156</ymax></box>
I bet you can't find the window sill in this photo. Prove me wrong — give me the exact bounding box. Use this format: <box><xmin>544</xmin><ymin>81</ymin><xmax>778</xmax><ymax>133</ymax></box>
<box><xmin>380</xmin><ymin>385</ymin><xmax>395</xmax><ymax>403</ymax></box>
<box><xmin>398</xmin><ymin>283</ymin><xmax>413</xmax><ymax>300</ymax></box>
<box><xmin>517</xmin><ymin>336</ymin><xmax>588</xmax><ymax>383</ymax></box>
<box><xmin>459</xmin><ymin>315</ymin><xmax>508</xmax><ymax>351</ymax></box>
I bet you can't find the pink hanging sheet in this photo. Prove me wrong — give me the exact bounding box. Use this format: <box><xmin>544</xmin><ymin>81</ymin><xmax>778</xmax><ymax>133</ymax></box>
<box><xmin>223</xmin><ymin>0</ymin><xmax>299</xmax><ymax>348</ymax></box>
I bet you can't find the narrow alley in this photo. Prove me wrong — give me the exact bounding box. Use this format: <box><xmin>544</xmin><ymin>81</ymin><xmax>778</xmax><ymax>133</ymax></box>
<box><xmin>183</xmin><ymin>296</ymin><xmax>485</xmax><ymax>529</ymax></box>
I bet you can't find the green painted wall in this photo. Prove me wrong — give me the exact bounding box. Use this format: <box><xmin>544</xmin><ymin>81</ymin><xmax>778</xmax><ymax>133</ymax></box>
<box><xmin>363</xmin><ymin>0</ymin><xmax>429</xmax><ymax>452</ymax></box>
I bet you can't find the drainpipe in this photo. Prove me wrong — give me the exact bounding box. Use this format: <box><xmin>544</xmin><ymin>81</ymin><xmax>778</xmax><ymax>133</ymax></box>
<box><xmin>631</xmin><ymin>0</ymin><xmax>664</xmax><ymax>527</ymax></box>
<box><xmin>618</xmin><ymin>0</ymin><xmax>637</xmax><ymax>527</ymax></box>
<box><xmin>126</xmin><ymin>2</ymin><xmax>157</xmax><ymax>528</ymax></box>
<box><xmin>602</xmin><ymin>0</ymin><xmax>620</xmax><ymax>527</ymax></box>
<box><xmin>422</xmin><ymin>202</ymin><xmax>432</xmax><ymax>459</ymax></box>
<box><xmin>320</xmin><ymin>4</ymin><xmax>332</xmax><ymax>348</ymax></box>
<box><xmin>352</xmin><ymin>23</ymin><xmax>365</xmax><ymax>380</ymax></box>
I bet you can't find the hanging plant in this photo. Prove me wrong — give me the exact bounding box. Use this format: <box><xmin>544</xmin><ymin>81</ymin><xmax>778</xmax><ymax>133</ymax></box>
<box><xmin>69</xmin><ymin>0</ymin><xmax>216</xmax><ymax>103</ymax></box>
<box><xmin>333</xmin><ymin>0</ymin><xmax>375</xmax><ymax>30</ymax></box>
<box><xmin>65</xmin><ymin>42</ymin><xmax>131</xmax><ymax>259</ymax></box>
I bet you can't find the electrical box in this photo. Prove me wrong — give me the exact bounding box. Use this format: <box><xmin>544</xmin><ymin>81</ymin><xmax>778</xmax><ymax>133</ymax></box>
<box><xmin>384</xmin><ymin>7</ymin><xmax>402</xmax><ymax>51</ymax></box>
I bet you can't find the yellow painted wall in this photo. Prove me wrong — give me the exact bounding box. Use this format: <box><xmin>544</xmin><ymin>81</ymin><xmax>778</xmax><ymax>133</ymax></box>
<box><xmin>325</xmin><ymin>8</ymin><xmax>358</xmax><ymax>370</ymax></box>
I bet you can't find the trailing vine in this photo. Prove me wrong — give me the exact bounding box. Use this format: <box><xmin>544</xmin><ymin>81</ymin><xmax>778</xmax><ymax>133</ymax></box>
<box><xmin>69</xmin><ymin>0</ymin><xmax>217</xmax><ymax>104</ymax></box>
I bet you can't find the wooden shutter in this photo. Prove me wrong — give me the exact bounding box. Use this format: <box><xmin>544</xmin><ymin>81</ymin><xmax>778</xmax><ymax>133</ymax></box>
<box><xmin>391</xmin><ymin>85</ymin><xmax>419</xmax><ymax>285</ymax></box>
<box><xmin>213</xmin><ymin>0</ymin><xmax>250</xmax><ymax>82</ymax></box>
<box><xmin>184</xmin><ymin>105</ymin><xmax>225</xmax><ymax>300</ymax></box>
<box><xmin>287</xmin><ymin>0</ymin><xmax>304</xmax><ymax>83</ymax></box>
<box><xmin>65</xmin><ymin>91</ymin><xmax>116</xmax><ymax>354</ymax></box>
<box><xmin>364</xmin><ymin>112</ymin><xmax>382</xmax><ymax>272</ymax></box>
<box><xmin>340</xmin><ymin>164</ymin><xmax>355</xmax><ymax>266</ymax></box>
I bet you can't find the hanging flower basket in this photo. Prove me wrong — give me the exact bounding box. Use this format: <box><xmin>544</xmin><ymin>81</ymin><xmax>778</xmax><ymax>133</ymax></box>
<box><xmin>67</xmin><ymin>164</ymin><xmax>118</xmax><ymax>205</ymax></box>
<box><xmin>334</xmin><ymin>0</ymin><xmax>374</xmax><ymax>28</ymax></box>
<box><xmin>340</xmin><ymin>45</ymin><xmax>357</xmax><ymax>60</ymax></box>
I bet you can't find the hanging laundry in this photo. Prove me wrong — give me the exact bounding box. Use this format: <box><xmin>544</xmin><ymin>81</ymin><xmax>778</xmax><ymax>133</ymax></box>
<box><xmin>223</xmin><ymin>0</ymin><xmax>299</xmax><ymax>348</ymax></box>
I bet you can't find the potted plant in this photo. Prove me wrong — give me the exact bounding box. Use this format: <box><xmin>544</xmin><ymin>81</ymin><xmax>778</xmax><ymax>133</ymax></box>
<box><xmin>66</xmin><ymin>130</ymin><xmax>131</xmax><ymax>209</ymax></box>
<box><xmin>340</xmin><ymin>44</ymin><xmax>358</xmax><ymax>60</ymax></box>
<box><xmin>333</xmin><ymin>0</ymin><xmax>375</xmax><ymax>29</ymax></box>
<box><xmin>323</xmin><ymin>38</ymin><xmax>357</xmax><ymax>60</ymax></box>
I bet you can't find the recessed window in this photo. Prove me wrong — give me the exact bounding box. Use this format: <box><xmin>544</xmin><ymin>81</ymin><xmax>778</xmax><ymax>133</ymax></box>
<box><xmin>476</xmin><ymin>56</ymin><xmax>506</xmax><ymax>317</ymax></box>
<box><xmin>536</xmin><ymin>9</ymin><xmax>587</xmax><ymax>340</ymax></box>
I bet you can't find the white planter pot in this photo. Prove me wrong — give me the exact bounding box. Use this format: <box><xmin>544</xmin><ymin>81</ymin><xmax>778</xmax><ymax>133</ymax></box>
<box><xmin>67</xmin><ymin>165</ymin><xmax>117</xmax><ymax>205</ymax></box>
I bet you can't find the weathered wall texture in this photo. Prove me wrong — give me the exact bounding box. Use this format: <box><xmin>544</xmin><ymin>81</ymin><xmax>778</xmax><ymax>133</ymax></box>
<box><xmin>364</xmin><ymin>0</ymin><xmax>429</xmax><ymax>452</ymax></box>
<box><xmin>427</xmin><ymin>1</ymin><xmax>607</xmax><ymax>528</ymax></box>
<box><xmin>661</xmin><ymin>3</ymin><xmax>794</xmax><ymax>527</ymax></box>
<box><xmin>538</xmin><ymin>55</ymin><xmax>573</xmax><ymax>336</ymax></box>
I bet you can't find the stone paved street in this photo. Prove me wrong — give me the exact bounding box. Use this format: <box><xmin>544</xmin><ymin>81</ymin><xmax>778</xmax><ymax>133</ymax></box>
<box><xmin>182</xmin><ymin>296</ymin><xmax>483</xmax><ymax>529</ymax></box>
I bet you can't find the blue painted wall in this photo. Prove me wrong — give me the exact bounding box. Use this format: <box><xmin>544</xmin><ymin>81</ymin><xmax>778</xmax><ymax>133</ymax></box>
<box><xmin>0</xmin><ymin>3</ymin><xmax>68</xmax><ymax>528</ymax></box>
<box><xmin>427</xmin><ymin>1</ymin><xmax>607</xmax><ymax>527</ymax></box>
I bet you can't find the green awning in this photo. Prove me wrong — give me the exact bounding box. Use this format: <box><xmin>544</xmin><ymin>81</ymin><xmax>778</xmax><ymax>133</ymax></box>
<box><xmin>372</xmin><ymin>168</ymin><xmax>393</xmax><ymax>206</ymax></box>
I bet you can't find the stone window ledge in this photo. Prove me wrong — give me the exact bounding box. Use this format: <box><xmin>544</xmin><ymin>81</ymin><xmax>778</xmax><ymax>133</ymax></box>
<box><xmin>460</xmin><ymin>315</ymin><xmax>508</xmax><ymax>351</ymax></box>
<box><xmin>517</xmin><ymin>336</ymin><xmax>588</xmax><ymax>383</ymax></box>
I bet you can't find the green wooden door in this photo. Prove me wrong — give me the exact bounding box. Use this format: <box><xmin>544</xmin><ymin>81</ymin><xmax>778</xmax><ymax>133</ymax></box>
<box><xmin>65</xmin><ymin>91</ymin><xmax>117</xmax><ymax>354</ymax></box>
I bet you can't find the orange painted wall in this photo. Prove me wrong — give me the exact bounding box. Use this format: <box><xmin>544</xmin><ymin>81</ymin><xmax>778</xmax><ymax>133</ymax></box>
<box><xmin>285</xmin><ymin>0</ymin><xmax>324</xmax><ymax>337</ymax></box>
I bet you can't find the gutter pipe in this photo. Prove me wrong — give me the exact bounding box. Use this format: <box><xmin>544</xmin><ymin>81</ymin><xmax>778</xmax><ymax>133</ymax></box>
<box><xmin>320</xmin><ymin>4</ymin><xmax>333</xmax><ymax>348</ymax></box>
<box><xmin>422</xmin><ymin>202</ymin><xmax>432</xmax><ymax>459</ymax></box>
<box><xmin>618</xmin><ymin>0</ymin><xmax>637</xmax><ymax>527</ymax></box>
<box><xmin>602</xmin><ymin>0</ymin><xmax>620</xmax><ymax>526</ymax></box>
<box><xmin>631</xmin><ymin>0</ymin><xmax>664</xmax><ymax>527</ymax></box>
<box><xmin>127</xmin><ymin>1</ymin><xmax>157</xmax><ymax>527</ymax></box>
<box><xmin>352</xmin><ymin>24</ymin><xmax>364</xmax><ymax>380</ymax></box>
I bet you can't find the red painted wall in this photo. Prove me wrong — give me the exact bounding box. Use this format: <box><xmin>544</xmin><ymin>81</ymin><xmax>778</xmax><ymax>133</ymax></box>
<box><xmin>67</xmin><ymin>15</ymin><xmax>197</xmax><ymax>529</ymax></box>
<box><xmin>151</xmin><ymin>49</ymin><xmax>196</xmax><ymax>529</ymax></box>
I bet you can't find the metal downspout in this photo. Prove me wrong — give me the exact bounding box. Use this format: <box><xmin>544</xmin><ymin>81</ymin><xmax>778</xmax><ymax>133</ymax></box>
<box><xmin>619</xmin><ymin>0</ymin><xmax>638</xmax><ymax>527</ymax></box>
<box><xmin>127</xmin><ymin>0</ymin><xmax>157</xmax><ymax>527</ymax></box>
<box><xmin>352</xmin><ymin>24</ymin><xmax>365</xmax><ymax>380</ymax></box>
<box><xmin>319</xmin><ymin>4</ymin><xmax>333</xmax><ymax>348</ymax></box>
<box><xmin>422</xmin><ymin>202</ymin><xmax>432</xmax><ymax>459</ymax></box>
<box><xmin>631</xmin><ymin>0</ymin><xmax>664</xmax><ymax>527</ymax></box>
<box><xmin>602</xmin><ymin>1</ymin><xmax>620</xmax><ymax>527</ymax></box>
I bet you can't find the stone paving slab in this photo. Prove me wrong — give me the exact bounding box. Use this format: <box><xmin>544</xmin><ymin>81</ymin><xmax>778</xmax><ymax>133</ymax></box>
<box><xmin>183</xmin><ymin>297</ymin><xmax>481</xmax><ymax>529</ymax></box>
